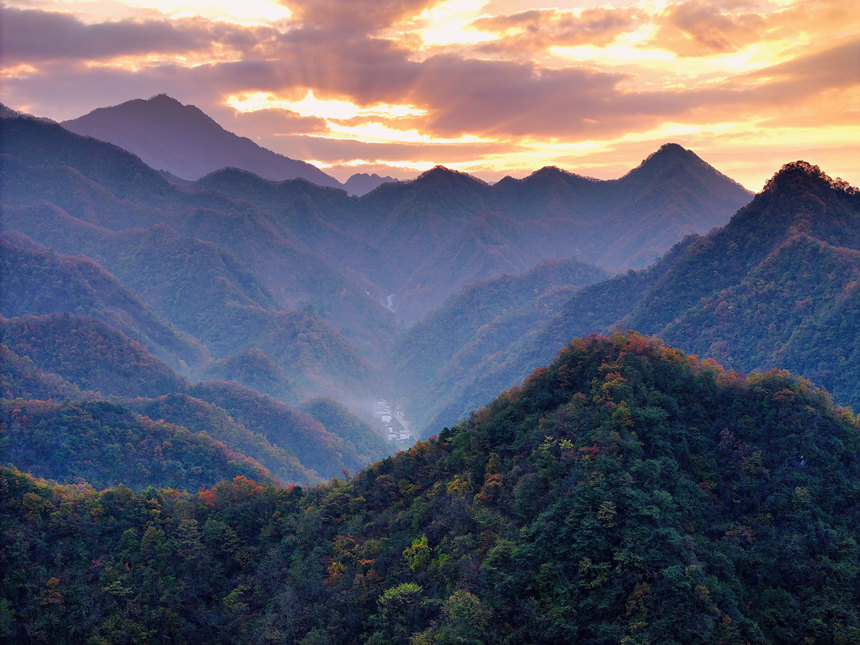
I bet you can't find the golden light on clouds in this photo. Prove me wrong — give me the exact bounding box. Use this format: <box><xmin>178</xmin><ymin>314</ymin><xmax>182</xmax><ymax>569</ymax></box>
<box><xmin>117</xmin><ymin>0</ymin><xmax>292</xmax><ymax>25</ymax></box>
<box><xmin>227</xmin><ymin>91</ymin><xmax>427</xmax><ymax>121</ymax></box>
<box><xmin>408</xmin><ymin>0</ymin><xmax>497</xmax><ymax>47</ymax></box>
<box><xmin>317</xmin><ymin>122</ymin><xmax>494</xmax><ymax>145</ymax></box>
<box><xmin>228</xmin><ymin>90</ymin><xmax>494</xmax><ymax>146</ymax></box>
<box><xmin>312</xmin><ymin>158</ymin><xmax>441</xmax><ymax>173</ymax></box>
<box><xmin>2</xmin><ymin>0</ymin><xmax>858</xmax><ymax>190</ymax></box>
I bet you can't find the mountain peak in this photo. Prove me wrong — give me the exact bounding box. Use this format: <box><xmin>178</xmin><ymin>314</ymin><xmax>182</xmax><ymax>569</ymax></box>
<box><xmin>343</xmin><ymin>172</ymin><xmax>397</xmax><ymax>196</ymax></box>
<box><xmin>414</xmin><ymin>165</ymin><xmax>487</xmax><ymax>187</ymax></box>
<box><xmin>530</xmin><ymin>166</ymin><xmax>571</xmax><ymax>179</ymax></box>
<box><xmin>62</xmin><ymin>95</ymin><xmax>342</xmax><ymax>188</ymax></box>
<box><xmin>763</xmin><ymin>160</ymin><xmax>857</xmax><ymax>196</ymax></box>
<box><xmin>620</xmin><ymin>143</ymin><xmax>750</xmax><ymax>197</ymax></box>
<box><xmin>634</xmin><ymin>142</ymin><xmax>697</xmax><ymax>169</ymax></box>
<box><xmin>147</xmin><ymin>93</ymin><xmax>182</xmax><ymax>106</ymax></box>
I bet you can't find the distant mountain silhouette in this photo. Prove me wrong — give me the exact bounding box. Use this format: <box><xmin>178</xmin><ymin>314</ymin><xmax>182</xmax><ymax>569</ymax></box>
<box><xmin>343</xmin><ymin>172</ymin><xmax>398</xmax><ymax>196</ymax></box>
<box><xmin>350</xmin><ymin>152</ymin><xmax>751</xmax><ymax>321</ymax></box>
<box><xmin>62</xmin><ymin>94</ymin><xmax>342</xmax><ymax>188</ymax></box>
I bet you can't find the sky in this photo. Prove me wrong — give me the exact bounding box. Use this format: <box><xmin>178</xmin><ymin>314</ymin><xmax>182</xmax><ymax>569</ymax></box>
<box><xmin>2</xmin><ymin>0</ymin><xmax>858</xmax><ymax>191</ymax></box>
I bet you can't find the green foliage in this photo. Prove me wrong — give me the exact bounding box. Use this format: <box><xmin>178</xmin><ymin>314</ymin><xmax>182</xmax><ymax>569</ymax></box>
<box><xmin>0</xmin><ymin>399</ymin><xmax>275</xmax><ymax>488</ymax></box>
<box><xmin>300</xmin><ymin>396</ymin><xmax>390</xmax><ymax>465</ymax></box>
<box><xmin>1</xmin><ymin>313</ymin><xmax>187</xmax><ymax>398</ymax></box>
<box><xmin>1</xmin><ymin>333</ymin><xmax>856</xmax><ymax>643</ymax></box>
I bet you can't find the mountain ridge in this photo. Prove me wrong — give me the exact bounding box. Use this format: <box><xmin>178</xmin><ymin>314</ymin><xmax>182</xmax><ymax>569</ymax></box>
<box><xmin>416</xmin><ymin>160</ymin><xmax>859</xmax><ymax>433</ymax></box>
<box><xmin>62</xmin><ymin>94</ymin><xmax>342</xmax><ymax>188</ymax></box>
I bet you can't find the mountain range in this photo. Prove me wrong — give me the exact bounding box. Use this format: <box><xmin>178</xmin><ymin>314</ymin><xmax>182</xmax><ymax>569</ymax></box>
<box><xmin>1</xmin><ymin>95</ymin><xmax>859</xmax><ymax>641</ymax></box>
<box><xmin>61</xmin><ymin>94</ymin><xmax>396</xmax><ymax>195</ymax></box>
<box><xmin>405</xmin><ymin>161</ymin><xmax>859</xmax><ymax>433</ymax></box>
<box><xmin>1</xmin><ymin>100</ymin><xmax>857</xmax><ymax>446</ymax></box>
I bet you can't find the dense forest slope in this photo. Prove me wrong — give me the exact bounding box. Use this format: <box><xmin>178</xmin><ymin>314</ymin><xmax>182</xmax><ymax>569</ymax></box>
<box><xmin>0</xmin><ymin>234</ymin><xmax>207</xmax><ymax>370</ymax></box>
<box><xmin>393</xmin><ymin>258</ymin><xmax>611</xmax><ymax>429</ymax></box>
<box><xmin>1</xmin><ymin>314</ymin><xmax>187</xmax><ymax>399</ymax></box>
<box><xmin>0</xmin><ymin>316</ymin><xmax>376</xmax><ymax>485</ymax></box>
<box><xmin>422</xmin><ymin>162</ymin><xmax>859</xmax><ymax>433</ymax></box>
<box><xmin>1</xmin><ymin>398</ymin><xmax>275</xmax><ymax>489</ymax></box>
<box><xmin>1</xmin><ymin>333</ymin><xmax>856</xmax><ymax>643</ymax></box>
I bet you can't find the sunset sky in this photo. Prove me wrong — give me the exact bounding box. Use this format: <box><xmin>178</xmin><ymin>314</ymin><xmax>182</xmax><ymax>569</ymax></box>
<box><xmin>2</xmin><ymin>0</ymin><xmax>858</xmax><ymax>190</ymax></box>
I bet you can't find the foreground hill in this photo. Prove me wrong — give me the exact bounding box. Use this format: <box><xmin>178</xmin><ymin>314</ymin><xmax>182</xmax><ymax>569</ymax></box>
<box><xmin>1</xmin><ymin>333</ymin><xmax>856</xmax><ymax>643</ymax></box>
<box><xmin>62</xmin><ymin>94</ymin><xmax>342</xmax><ymax>188</ymax></box>
<box><xmin>423</xmin><ymin>162</ymin><xmax>859</xmax><ymax>432</ymax></box>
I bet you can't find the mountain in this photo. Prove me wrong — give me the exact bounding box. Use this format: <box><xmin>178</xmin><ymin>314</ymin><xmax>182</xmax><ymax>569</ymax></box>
<box><xmin>202</xmin><ymin>348</ymin><xmax>296</xmax><ymax>403</ymax></box>
<box><xmin>1</xmin><ymin>333</ymin><xmax>856</xmax><ymax>642</ymax></box>
<box><xmin>187</xmin><ymin>380</ymin><xmax>372</xmax><ymax>479</ymax></box>
<box><xmin>2</xmin><ymin>110</ymin><xmax>786</xmax><ymax>480</ymax></box>
<box><xmin>299</xmin><ymin>397</ymin><xmax>390</xmax><ymax>465</ymax></box>
<box><xmin>352</xmin><ymin>150</ymin><xmax>751</xmax><ymax>322</ymax></box>
<box><xmin>431</xmin><ymin>162</ymin><xmax>859</xmax><ymax>433</ymax></box>
<box><xmin>393</xmin><ymin>257</ymin><xmax>611</xmax><ymax>428</ymax></box>
<box><xmin>0</xmin><ymin>314</ymin><xmax>188</xmax><ymax>399</ymax></box>
<box><xmin>2</xmin><ymin>112</ymin><xmax>751</xmax><ymax>330</ymax></box>
<box><xmin>62</xmin><ymin>94</ymin><xmax>342</xmax><ymax>188</ymax></box>
<box><xmin>343</xmin><ymin>172</ymin><xmax>397</xmax><ymax>196</ymax></box>
<box><xmin>0</xmin><ymin>313</ymin><xmax>381</xmax><ymax>485</ymax></box>
<box><xmin>126</xmin><ymin>393</ymin><xmax>318</xmax><ymax>485</ymax></box>
<box><xmin>488</xmin><ymin>143</ymin><xmax>753</xmax><ymax>269</ymax></box>
<box><xmin>1</xmin><ymin>398</ymin><xmax>275</xmax><ymax>489</ymax></box>
<box><xmin>1</xmin><ymin>121</ymin><xmax>399</xmax><ymax>363</ymax></box>
<box><xmin>0</xmin><ymin>344</ymin><xmax>83</xmax><ymax>401</ymax></box>
<box><xmin>0</xmin><ymin>233</ymin><xmax>208</xmax><ymax>371</ymax></box>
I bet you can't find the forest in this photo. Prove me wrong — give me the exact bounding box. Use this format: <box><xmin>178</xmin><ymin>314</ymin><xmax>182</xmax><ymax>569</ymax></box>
<box><xmin>1</xmin><ymin>105</ymin><xmax>859</xmax><ymax>642</ymax></box>
<box><xmin>2</xmin><ymin>333</ymin><xmax>858</xmax><ymax>643</ymax></box>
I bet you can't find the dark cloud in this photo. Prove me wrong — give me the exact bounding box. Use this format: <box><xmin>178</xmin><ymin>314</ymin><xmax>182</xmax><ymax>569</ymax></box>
<box><xmin>404</xmin><ymin>55</ymin><xmax>625</xmax><ymax>136</ymax></box>
<box><xmin>652</xmin><ymin>1</ymin><xmax>765</xmax><ymax>56</ymax></box>
<box><xmin>472</xmin><ymin>8</ymin><xmax>640</xmax><ymax>51</ymax></box>
<box><xmin>0</xmin><ymin>8</ymin><xmax>277</xmax><ymax>63</ymax></box>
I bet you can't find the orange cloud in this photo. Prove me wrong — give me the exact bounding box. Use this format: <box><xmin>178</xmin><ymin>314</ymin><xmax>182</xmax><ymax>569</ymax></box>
<box><xmin>1</xmin><ymin>1</ymin><xmax>857</xmax><ymax>191</ymax></box>
<box><xmin>652</xmin><ymin>0</ymin><xmax>766</xmax><ymax>57</ymax></box>
<box><xmin>472</xmin><ymin>8</ymin><xmax>641</xmax><ymax>52</ymax></box>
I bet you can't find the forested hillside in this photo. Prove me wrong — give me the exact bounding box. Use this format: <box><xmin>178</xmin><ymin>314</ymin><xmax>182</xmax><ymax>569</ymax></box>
<box><xmin>2</xmin><ymin>333</ymin><xmax>857</xmax><ymax>643</ymax></box>
<box><xmin>418</xmin><ymin>162</ymin><xmax>859</xmax><ymax>434</ymax></box>
<box><xmin>1</xmin><ymin>98</ymin><xmax>858</xmax><ymax>644</ymax></box>
<box><xmin>2</xmin><ymin>111</ymin><xmax>756</xmax><ymax>481</ymax></box>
